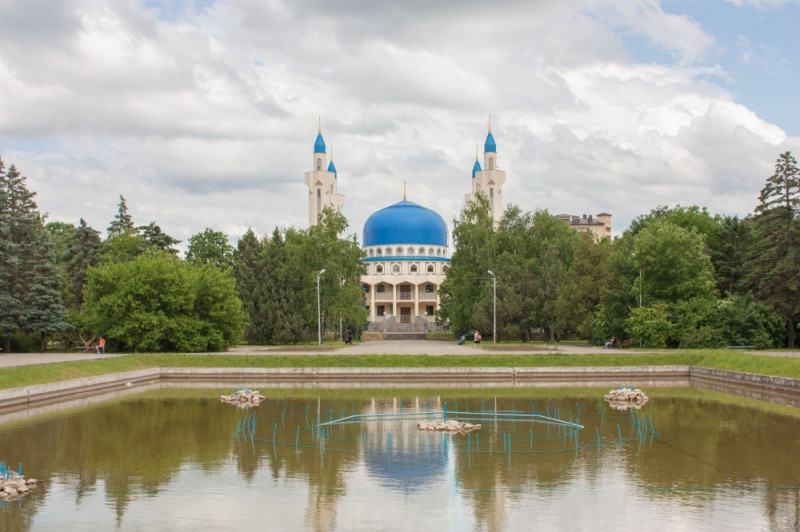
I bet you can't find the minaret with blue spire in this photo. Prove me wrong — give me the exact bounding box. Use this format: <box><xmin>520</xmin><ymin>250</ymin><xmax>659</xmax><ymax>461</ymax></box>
<box><xmin>305</xmin><ymin>117</ymin><xmax>344</xmax><ymax>226</ymax></box>
<box><xmin>466</xmin><ymin>116</ymin><xmax>506</xmax><ymax>224</ymax></box>
<box><xmin>472</xmin><ymin>146</ymin><xmax>482</xmax><ymax>178</ymax></box>
<box><xmin>327</xmin><ymin>146</ymin><xmax>337</xmax><ymax>178</ymax></box>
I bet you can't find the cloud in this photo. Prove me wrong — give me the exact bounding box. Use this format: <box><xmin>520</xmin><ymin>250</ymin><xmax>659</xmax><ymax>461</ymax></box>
<box><xmin>725</xmin><ymin>0</ymin><xmax>800</xmax><ymax>8</ymax></box>
<box><xmin>0</xmin><ymin>0</ymin><xmax>798</xmax><ymax>249</ymax></box>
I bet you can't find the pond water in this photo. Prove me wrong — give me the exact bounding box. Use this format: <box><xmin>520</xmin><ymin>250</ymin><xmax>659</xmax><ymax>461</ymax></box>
<box><xmin>0</xmin><ymin>386</ymin><xmax>799</xmax><ymax>531</ymax></box>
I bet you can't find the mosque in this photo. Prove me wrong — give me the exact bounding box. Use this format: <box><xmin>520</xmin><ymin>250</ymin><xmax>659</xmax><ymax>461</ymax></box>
<box><xmin>304</xmin><ymin>120</ymin><xmax>609</xmax><ymax>331</ymax></box>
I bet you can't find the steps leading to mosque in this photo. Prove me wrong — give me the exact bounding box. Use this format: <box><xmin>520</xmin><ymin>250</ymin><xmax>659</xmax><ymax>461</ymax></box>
<box><xmin>383</xmin><ymin>332</ymin><xmax>428</xmax><ymax>341</ymax></box>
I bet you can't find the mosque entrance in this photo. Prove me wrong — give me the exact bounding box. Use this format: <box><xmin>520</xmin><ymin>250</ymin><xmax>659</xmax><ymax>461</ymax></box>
<box><xmin>400</xmin><ymin>307</ymin><xmax>411</xmax><ymax>323</ymax></box>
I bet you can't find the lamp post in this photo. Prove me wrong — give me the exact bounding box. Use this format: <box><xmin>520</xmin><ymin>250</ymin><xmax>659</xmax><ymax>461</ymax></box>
<box><xmin>639</xmin><ymin>268</ymin><xmax>642</xmax><ymax>308</ymax></box>
<box><xmin>487</xmin><ymin>270</ymin><xmax>496</xmax><ymax>345</ymax></box>
<box><xmin>317</xmin><ymin>269</ymin><xmax>326</xmax><ymax>346</ymax></box>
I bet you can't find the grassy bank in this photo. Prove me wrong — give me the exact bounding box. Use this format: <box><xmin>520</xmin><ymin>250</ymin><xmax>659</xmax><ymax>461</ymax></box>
<box><xmin>1</xmin><ymin>349</ymin><xmax>799</xmax><ymax>390</ymax></box>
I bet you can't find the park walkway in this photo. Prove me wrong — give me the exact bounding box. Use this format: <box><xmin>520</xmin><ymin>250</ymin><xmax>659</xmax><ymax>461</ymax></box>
<box><xmin>0</xmin><ymin>340</ymin><xmax>795</xmax><ymax>368</ymax></box>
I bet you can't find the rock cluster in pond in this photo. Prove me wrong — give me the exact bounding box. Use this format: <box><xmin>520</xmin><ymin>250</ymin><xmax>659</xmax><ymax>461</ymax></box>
<box><xmin>604</xmin><ymin>388</ymin><xmax>649</xmax><ymax>410</ymax></box>
<box><xmin>417</xmin><ymin>420</ymin><xmax>482</xmax><ymax>433</ymax></box>
<box><xmin>0</xmin><ymin>473</ymin><xmax>38</xmax><ymax>499</ymax></box>
<box><xmin>220</xmin><ymin>389</ymin><xmax>265</xmax><ymax>407</ymax></box>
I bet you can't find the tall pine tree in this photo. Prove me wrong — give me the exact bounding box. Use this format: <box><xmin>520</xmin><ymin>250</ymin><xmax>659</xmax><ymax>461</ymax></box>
<box><xmin>107</xmin><ymin>194</ymin><xmax>134</xmax><ymax>237</ymax></box>
<box><xmin>63</xmin><ymin>218</ymin><xmax>102</xmax><ymax>311</ymax></box>
<box><xmin>747</xmin><ymin>151</ymin><xmax>800</xmax><ymax>347</ymax></box>
<box><xmin>25</xmin><ymin>236</ymin><xmax>70</xmax><ymax>352</ymax></box>
<box><xmin>0</xmin><ymin>160</ymin><xmax>49</xmax><ymax>351</ymax></box>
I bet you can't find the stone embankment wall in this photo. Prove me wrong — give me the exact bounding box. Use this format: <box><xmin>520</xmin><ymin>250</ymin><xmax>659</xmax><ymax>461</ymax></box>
<box><xmin>0</xmin><ymin>366</ymin><xmax>798</xmax><ymax>413</ymax></box>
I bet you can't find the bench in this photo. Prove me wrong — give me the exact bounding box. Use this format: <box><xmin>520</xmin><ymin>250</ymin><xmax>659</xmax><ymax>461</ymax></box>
<box><xmin>726</xmin><ymin>345</ymin><xmax>754</xmax><ymax>350</ymax></box>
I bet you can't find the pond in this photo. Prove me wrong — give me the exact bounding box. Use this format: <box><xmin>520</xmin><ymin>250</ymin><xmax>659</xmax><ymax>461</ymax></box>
<box><xmin>0</xmin><ymin>386</ymin><xmax>799</xmax><ymax>531</ymax></box>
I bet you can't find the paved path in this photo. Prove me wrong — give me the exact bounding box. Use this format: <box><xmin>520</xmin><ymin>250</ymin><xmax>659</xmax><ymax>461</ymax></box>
<box><xmin>0</xmin><ymin>341</ymin><xmax>795</xmax><ymax>368</ymax></box>
<box><xmin>0</xmin><ymin>341</ymin><xmax>624</xmax><ymax>368</ymax></box>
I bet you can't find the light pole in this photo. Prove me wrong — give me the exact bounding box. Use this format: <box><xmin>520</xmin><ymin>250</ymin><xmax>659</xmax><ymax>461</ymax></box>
<box><xmin>487</xmin><ymin>270</ymin><xmax>496</xmax><ymax>344</ymax></box>
<box><xmin>639</xmin><ymin>268</ymin><xmax>643</xmax><ymax>308</ymax></box>
<box><xmin>317</xmin><ymin>269</ymin><xmax>326</xmax><ymax>346</ymax></box>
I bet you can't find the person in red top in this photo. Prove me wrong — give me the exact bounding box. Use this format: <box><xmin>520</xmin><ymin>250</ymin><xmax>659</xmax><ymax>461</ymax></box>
<box><xmin>97</xmin><ymin>337</ymin><xmax>106</xmax><ymax>354</ymax></box>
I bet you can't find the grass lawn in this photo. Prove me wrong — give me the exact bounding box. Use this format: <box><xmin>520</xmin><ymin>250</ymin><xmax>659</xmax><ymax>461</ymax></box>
<box><xmin>1</xmin><ymin>348</ymin><xmax>799</xmax><ymax>390</ymax></box>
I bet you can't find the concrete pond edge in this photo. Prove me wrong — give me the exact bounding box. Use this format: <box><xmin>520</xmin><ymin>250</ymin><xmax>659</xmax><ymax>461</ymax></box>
<box><xmin>1</xmin><ymin>365</ymin><xmax>799</xmax><ymax>414</ymax></box>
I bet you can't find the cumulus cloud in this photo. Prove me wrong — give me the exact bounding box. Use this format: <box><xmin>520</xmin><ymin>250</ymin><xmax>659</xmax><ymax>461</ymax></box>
<box><xmin>0</xmin><ymin>0</ymin><xmax>798</xmax><ymax>249</ymax></box>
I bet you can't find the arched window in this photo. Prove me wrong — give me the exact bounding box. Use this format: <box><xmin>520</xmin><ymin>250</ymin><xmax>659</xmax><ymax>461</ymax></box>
<box><xmin>316</xmin><ymin>158</ymin><xmax>322</xmax><ymax>170</ymax></box>
<box><xmin>362</xmin><ymin>284</ymin><xmax>370</xmax><ymax>292</ymax></box>
<box><xmin>396</xmin><ymin>247</ymin><xmax>403</xmax><ymax>255</ymax></box>
<box><xmin>376</xmin><ymin>265</ymin><xmax>383</xmax><ymax>274</ymax></box>
<box><xmin>418</xmin><ymin>247</ymin><xmax>425</xmax><ymax>255</ymax></box>
<box><xmin>410</xmin><ymin>265</ymin><xmax>418</xmax><ymax>273</ymax></box>
<box><xmin>392</xmin><ymin>264</ymin><xmax>400</xmax><ymax>273</ymax></box>
<box><xmin>488</xmin><ymin>156</ymin><xmax>494</xmax><ymax>170</ymax></box>
<box><xmin>377</xmin><ymin>284</ymin><xmax>385</xmax><ymax>293</ymax></box>
<box><xmin>425</xmin><ymin>283</ymin><xmax>434</xmax><ymax>293</ymax></box>
<box><xmin>386</xmin><ymin>248</ymin><xmax>392</xmax><ymax>256</ymax></box>
<box><xmin>407</xmin><ymin>247</ymin><xmax>414</xmax><ymax>255</ymax></box>
<box><xmin>376</xmin><ymin>248</ymin><xmax>382</xmax><ymax>255</ymax></box>
<box><xmin>427</xmin><ymin>264</ymin><xmax>434</xmax><ymax>273</ymax></box>
<box><xmin>428</xmin><ymin>247</ymin><xmax>434</xmax><ymax>255</ymax></box>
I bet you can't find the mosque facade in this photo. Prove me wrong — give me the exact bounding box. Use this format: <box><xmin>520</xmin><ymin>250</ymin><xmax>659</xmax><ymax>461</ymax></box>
<box><xmin>304</xmin><ymin>121</ymin><xmax>608</xmax><ymax>329</ymax></box>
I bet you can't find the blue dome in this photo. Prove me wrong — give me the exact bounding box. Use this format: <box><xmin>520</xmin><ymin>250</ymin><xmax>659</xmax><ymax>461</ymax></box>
<box><xmin>327</xmin><ymin>160</ymin><xmax>337</xmax><ymax>177</ymax></box>
<box><xmin>314</xmin><ymin>133</ymin><xmax>326</xmax><ymax>154</ymax></box>
<box><xmin>472</xmin><ymin>159</ymin><xmax>482</xmax><ymax>178</ymax></box>
<box><xmin>363</xmin><ymin>200</ymin><xmax>448</xmax><ymax>247</ymax></box>
<box><xmin>484</xmin><ymin>131</ymin><xmax>496</xmax><ymax>153</ymax></box>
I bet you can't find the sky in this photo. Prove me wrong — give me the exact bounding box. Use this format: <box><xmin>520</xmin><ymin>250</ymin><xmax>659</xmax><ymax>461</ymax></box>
<box><xmin>1</xmin><ymin>0</ymin><xmax>799</xmax><ymax>251</ymax></box>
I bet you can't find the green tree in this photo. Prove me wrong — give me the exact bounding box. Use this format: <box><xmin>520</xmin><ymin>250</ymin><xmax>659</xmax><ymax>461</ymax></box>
<box><xmin>716</xmin><ymin>295</ymin><xmax>784</xmax><ymax>349</ymax></box>
<box><xmin>632</xmin><ymin>220</ymin><xmax>717</xmax><ymax>305</ymax></box>
<box><xmin>592</xmin><ymin>236</ymin><xmax>638</xmax><ymax>343</ymax></box>
<box><xmin>25</xmin><ymin>236</ymin><xmax>71</xmax><ymax>352</ymax></box>
<box><xmin>186</xmin><ymin>228</ymin><xmax>234</xmax><ymax>269</ymax></box>
<box><xmin>44</xmin><ymin>221</ymin><xmax>75</xmax><ymax>263</ymax></box>
<box><xmin>62</xmin><ymin>218</ymin><xmax>103</xmax><ymax>311</ymax></box>
<box><xmin>554</xmin><ymin>233</ymin><xmax>615</xmax><ymax>341</ymax></box>
<box><xmin>233</xmin><ymin>228</ymin><xmax>264</xmax><ymax>342</ymax></box>
<box><xmin>526</xmin><ymin>211</ymin><xmax>580</xmax><ymax>340</ymax></box>
<box><xmin>624</xmin><ymin>304</ymin><xmax>672</xmax><ymax>348</ymax></box>
<box><xmin>712</xmin><ymin>215</ymin><xmax>755</xmax><ymax>297</ymax></box>
<box><xmin>631</xmin><ymin>220</ymin><xmax>718</xmax><ymax>345</ymax></box>
<box><xmin>437</xmin><ymin>194</ymin><xmax>497</xmax><ymax>335</ymax></box>
<box><xmin>138</xmin><ymin>221</ymin><xmax>180</xmax><ymax>255</ymax></box>
<box><xmin>0</xmin><ymin>160</ymin><xmax>44</xmax><ymax>352</ymax></box>
<box><xmin>84</xmin><ymin>252</ymin><xmax>243</xmax><ymax>352</ymax></box>
<box><xmin>284</xmin><ymin>209</ymin><xmax>367</xmax><ymax>342</ymax></box>
<box><xmin>746</xmin><ymin>151</ymin><xmax>800</xmax><ymax>347</ymax></box>
<box><xmin>233</xmin><ymin>210</ymin><xmax>366</xmax><ymax>345</ymax></box>
<box><xmin>107</xmin><ymin>194</ymin><xmax>134</xmax><ymax>237</ymax></box>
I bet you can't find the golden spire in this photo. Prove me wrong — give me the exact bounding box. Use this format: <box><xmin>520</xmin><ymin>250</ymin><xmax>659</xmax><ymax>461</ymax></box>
<box><xmin>476</xmin><ymin>145</ymin><xmax>479</xmax><ymax>161</ymax></box>
<box><xmin>403</xmin><ymin>181</ymin><xmax>407</xmax><ymax>200</ymax></box>
<box><xmin>330</xmin><ymin>145</ymin><xmax>334</xmax><ymax>161</ymax></box>
<box><xmin>318</xmin><ymin>116</ymin><xmax>322</xmax><ymax>133</ymax></box>
<box><xmin>488</xmin><ymin>114</ymin><xmax>492</xmax><ymax>133</ymax></box>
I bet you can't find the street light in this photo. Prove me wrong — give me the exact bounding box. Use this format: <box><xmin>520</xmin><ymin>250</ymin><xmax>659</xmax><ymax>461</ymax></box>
<box><xmin>317</xmin><ymin>269</ymin><xmax>326</xmax><ymax>346</ymax></box>
<box><xmin>487</xmin><ymin>270</ymin><xmax>496</xmax><ymax>345</ymax></box>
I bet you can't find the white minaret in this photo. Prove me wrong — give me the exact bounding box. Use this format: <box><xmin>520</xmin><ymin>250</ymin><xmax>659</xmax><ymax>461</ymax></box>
<box><xmin>305</xmin><ymin>118</ymin><xmax>344</xmax><ymax>226</ymax></box>
<box><xmin>465</xmin><ymin>117</ymin><xmax>505</xmax><ymax>223</ymax></box>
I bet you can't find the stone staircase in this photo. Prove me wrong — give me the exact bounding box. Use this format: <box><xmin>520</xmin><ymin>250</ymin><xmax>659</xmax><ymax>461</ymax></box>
<box><xmin>371</xmin><ymin>316</ymin><xmax>441</xmax><ymax>340</ymax></box>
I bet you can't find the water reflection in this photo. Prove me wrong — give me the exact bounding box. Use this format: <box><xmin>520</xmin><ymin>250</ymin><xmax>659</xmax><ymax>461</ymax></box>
<box><xmin>0</xmin><ymin>388</ymin><xmax>797</xmax><ymax>531</ymax></box>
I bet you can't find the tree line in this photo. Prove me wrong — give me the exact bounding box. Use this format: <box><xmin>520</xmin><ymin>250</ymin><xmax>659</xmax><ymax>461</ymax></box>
<box><xmin>0</xmin><ymin>155</ymin><xmax>366</xmax><ymax>352</ymax></box>
<box><xmin>1</xmin><ymin>151</ymin><xmax>797</xmax><ymax>351</ymax></box>
<box><xmin>438</xmin><ymin>152</ymin><xmax>799</xmax><ymax>348</ymax></box>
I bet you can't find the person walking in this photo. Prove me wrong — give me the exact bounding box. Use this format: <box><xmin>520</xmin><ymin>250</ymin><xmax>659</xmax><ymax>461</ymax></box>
<box><xmin>97</xmin><ymin>336</ymin><xmax>106</xmax><ymax>354</ymax></box>
<box><xmin>474</xmin><ymin>330</ymin><xmax>481</xmax><ymax>345</ymax></box>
